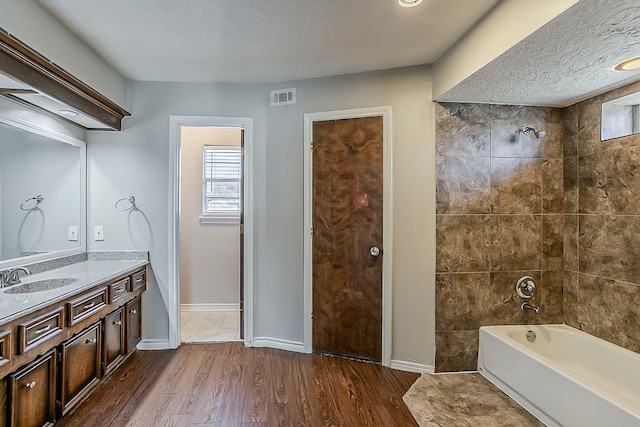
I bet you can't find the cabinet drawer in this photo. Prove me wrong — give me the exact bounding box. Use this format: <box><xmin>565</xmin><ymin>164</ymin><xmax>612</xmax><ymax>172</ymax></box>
<box><xmin>67</xmin><ymin>287</ymin><xmax>107</xmax><ymax>326</ymax></box>
<box><xmin>19</xmin><ymin>307</ymin><xmax>64</xmax><ymax>354</ymax></box>
<box><xmin>109</xmin><ymin>278</ymin><xmax>129</xmax><ymax>304</ymax></box>
<box><xmin>129</xmin><ymin>269</ymin><xmax>146</xmax><ymax>292</ymax></box>
<box><xmin>0</xmin><ymin>329</ymin><xmax>11</xmax><ymax>366</ymax></box>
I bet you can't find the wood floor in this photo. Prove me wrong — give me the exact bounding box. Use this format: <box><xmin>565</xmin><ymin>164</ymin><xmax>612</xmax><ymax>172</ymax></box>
<box><xmin>57</xmin><ymin>343</ymin><xmax>420</xmax><ymax>427</ymax></box>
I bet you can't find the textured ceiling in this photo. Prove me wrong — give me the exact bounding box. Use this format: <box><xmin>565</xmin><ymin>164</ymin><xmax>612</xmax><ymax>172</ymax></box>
<box><xmin>437</xmin><ymin>0</ymin><xmax>640</xmax><ymax>107</ymax></box>
<box><xmin>36</xmin><ymin>0</ymin><xmax>500</xmax><ymax>84</ymax></box>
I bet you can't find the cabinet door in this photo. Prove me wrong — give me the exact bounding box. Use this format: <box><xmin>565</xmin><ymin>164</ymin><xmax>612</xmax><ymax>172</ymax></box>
<box><xmin>8</xmin><ymin>349</ymin><xmax>56</xmax><ymax>427</ymax></box>
<box><xmin>103</xmin><ymin>308</ymin><xmax>124</xmax><ymax>375</ymax></box>
<box><xmin>125</xmin><ymin>296</ymin><xmax>142</xmax><ymax>353</ymax></box>
<box><xmin>58</xmin><ymin>322</ymin><xmax>101</xmax><ymax>416</ymax></box>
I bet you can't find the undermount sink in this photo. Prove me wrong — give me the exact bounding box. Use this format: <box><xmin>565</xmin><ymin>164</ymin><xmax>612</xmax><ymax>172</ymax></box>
<box><xmin>3</xmin><ymin>278</ymin><xmax>79</xmax><ymax>294</ymax></box>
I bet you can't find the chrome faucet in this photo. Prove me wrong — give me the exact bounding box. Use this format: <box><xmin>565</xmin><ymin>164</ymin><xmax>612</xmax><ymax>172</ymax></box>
<box><xmin>516</xmin><ymin>276</ymin><xmax>540</xmax><ymax>315</ymax></box>
<box><xmin>1</xmin><ymin>267</ymin><xmax>31</xmax><ymax>287</ymax></box>
<box><xmin>521</xmin><ymin>302</ymin><xmax>540</xmax><ymax>315</ymax></box>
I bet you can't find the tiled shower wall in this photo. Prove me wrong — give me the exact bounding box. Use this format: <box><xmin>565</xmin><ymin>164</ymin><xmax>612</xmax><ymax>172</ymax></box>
<box><xmin>435</xmin><ymin>103</ymin><xmax>564</xmax><ymax>372</ymax></box>
<box><xmin>435</xmin><ymin>81</ymin><xmax>640</xmax><ymax>372</ymax></box>
<box><xmin>563</xmin><ymin>80</ymin><xmax>640</xmax><ymax>353</ymax></box>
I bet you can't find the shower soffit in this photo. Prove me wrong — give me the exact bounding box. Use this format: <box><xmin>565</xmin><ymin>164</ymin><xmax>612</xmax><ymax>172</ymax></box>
<box><xmin>437</xmin><ymin>0</ymin><xmax>640</xmax><ymax>107</ymax></box>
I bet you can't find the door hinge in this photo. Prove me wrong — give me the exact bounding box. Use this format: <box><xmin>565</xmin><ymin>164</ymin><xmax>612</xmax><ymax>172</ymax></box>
<box><xmin>310</xmin><ymin>227</ymin><xmax>314</xmax><ymax>237</ymax></box>
<box><xmin>310</xmin><ymin>142</ymin><xmax>314</xmax><ymax>150</ymax></box>
<box><xmin>57</xmin><ymin>352</ymin><xmax>62</xmax><ymax>363</ymax></box>
<box><xmin>240</xmin><ymin>224</ymin><xmax>244</xmax><ymax>235</ymax></box>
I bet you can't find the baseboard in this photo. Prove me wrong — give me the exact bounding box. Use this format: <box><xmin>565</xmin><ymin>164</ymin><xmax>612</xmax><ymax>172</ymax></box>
<box><xmin>390</xmin><ymin>359</ymin><xmax>434</xmax><ymax>373</ymax></box>
<box><xmin>180</xmin><ymin>303</ymin><xmax>240</xmax><ymax>312</ymax></box>
<box><xmin>250</xmin><ymin>337</ymin><xmax>306</xmax><ymax>353</ymax></box>
<box><xmin>137</xmin><ymin>339</ymin><xmax>172</xmax><ymax>350</ymax></box>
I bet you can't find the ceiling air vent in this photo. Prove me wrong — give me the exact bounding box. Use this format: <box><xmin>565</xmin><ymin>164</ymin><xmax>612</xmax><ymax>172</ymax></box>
<box><xmin>270</xmin><ymin>88</ymin><xmax>296</xmax><ymax>106</ymax></box>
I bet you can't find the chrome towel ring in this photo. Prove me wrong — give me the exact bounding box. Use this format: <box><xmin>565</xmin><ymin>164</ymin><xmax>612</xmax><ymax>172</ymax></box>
<box><xmin>115</xmin><ymin>196</ymin><xmax>136</xmax><ymax>211</ymax></box>
<box><xmin>20</xmin><ymin>195</ymin><xmax>44</xmax><ymax>211</ymax></box>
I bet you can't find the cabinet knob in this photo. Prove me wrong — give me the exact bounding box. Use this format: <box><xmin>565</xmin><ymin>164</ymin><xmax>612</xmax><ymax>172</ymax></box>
<box><xmin>85</xmin><ymin>338</ymin><xmax>97</xmax><ymax>344</ymax></box>
<box><xmin>25</xmin><ymin>381</ymin><xmax>36</xmax><ymax>389</ymax></box>
<box><xmin>130</xmin><ymin>309</ymin><xmax>137</xmax><ymax>314</ymax></box>
<box><xmin>113</xmin><ymin>320</ymin><xmax>122</xmax><ymax>326</ymax></box>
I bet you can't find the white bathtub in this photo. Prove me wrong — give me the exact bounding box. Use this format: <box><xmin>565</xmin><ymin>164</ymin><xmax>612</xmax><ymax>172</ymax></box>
<box><xmin>478</xmin><ymin>324</ymin><xmax>640</xmax><ymax>427</ymax></box>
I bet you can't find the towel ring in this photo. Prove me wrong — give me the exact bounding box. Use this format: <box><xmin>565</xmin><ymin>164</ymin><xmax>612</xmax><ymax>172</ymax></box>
<box><xmin>20</xmin><ymin>195</ymin><xmax>44</xmax><ymax>211</ymax></box>
<box><xmin>115</xmin><ymin>196</ymin><xmax>136</xmax><ymax>211</ymax></box>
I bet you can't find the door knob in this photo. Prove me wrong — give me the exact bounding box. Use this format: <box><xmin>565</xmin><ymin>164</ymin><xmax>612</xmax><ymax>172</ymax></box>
<box><xmin>370</xmin><ymin>246</ymin><xmax>380</xmax><ymax>257</ymax></box>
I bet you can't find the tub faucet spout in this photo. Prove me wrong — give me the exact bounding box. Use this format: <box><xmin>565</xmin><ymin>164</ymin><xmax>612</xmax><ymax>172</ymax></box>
<box><xmin>521</xmin><ymin>302</ymin><xmax>540</xmax><ymax>315</ymax></box>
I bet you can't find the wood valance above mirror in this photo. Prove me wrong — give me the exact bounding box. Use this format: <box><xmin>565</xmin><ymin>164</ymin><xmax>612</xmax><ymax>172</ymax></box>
<box><xmin>0</xmin><ymin>29</ymin><xmax>129</xmax><ymax>131</ymax></box>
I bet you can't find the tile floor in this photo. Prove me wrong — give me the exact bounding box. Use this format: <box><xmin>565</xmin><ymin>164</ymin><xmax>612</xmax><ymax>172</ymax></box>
<box><xmin>403</xmin><ymin>372</ymin><xmax>544</xmax><ymax>427</ymax></box>
<box><xmin>180</xmin><ymin>310</ymin><xmax>241</xmax><ymax>342</ymax></box>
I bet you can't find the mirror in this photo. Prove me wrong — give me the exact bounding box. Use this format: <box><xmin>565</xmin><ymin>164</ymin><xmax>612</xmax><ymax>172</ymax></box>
<box><xmin>0</xmin><ymin>108</ymin><xmax>86</xmax><ymax>268</ymax></box>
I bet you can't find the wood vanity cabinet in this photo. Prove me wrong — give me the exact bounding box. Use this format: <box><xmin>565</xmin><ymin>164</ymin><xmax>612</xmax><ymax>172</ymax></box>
<box><xmin>103</xmin><ymin>307</ymin><xmax>125</xmax><ymax>375</ymax></box>
<box><xmin>58</xmin><ymin>322</ymin><xmax>101</xmax><ymax>416</ymax></box>
<box><xmin>7</xmin><ymin>349</ymin><xmax>56</xmax><ymax>427</ymax></box>
<box><xmin>0</xmin><ymin>265</ymin><xmax>147</xmax><ymax>426</ymax></box>
<box><xmin>125</xmin><ymin>296</ymin><xmax>142</xmax><ymax>354</ymax></box>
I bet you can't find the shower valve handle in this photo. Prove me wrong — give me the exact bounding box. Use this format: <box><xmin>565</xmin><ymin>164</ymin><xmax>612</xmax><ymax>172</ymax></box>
<box><xmin>516</xmin><ymin>276</ymin><xmax>536</xmax><ymax>299</ymax></box>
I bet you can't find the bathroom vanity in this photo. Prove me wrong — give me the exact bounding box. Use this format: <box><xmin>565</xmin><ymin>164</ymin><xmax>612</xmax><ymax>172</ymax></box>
<box><xmin>0</xmin><ymin>258</ymin><xmax>148</xmax><ymax>427</ymax></box>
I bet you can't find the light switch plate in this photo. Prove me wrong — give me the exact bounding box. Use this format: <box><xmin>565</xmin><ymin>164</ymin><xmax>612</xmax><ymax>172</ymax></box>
<box><xmin>68</xmin><ymin>226</ymin><xmax>78</xmax><ymax>241</ymax></box>
<box><xmin>94</xmin><ymin>225</ymin><xmax>104</xmax><ymax>241</ymax></box>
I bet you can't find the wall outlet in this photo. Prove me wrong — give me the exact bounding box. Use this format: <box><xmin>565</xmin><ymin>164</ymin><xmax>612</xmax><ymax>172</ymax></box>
<box><xmin>68</xmin><ymin>226</ymin><xmax>78</xmax><ymax>241</ymax></box>
<box><xmin>94</xmin><ymin>225</ymin><xmax>104</xmax><ymax>241</ymax></box>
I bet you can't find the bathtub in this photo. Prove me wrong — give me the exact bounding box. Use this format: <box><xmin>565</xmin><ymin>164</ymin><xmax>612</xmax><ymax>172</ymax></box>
<box><xmin>478</xmin><ymin>324</ymin><xmax>640</xmax><ymax>427</ymax></box>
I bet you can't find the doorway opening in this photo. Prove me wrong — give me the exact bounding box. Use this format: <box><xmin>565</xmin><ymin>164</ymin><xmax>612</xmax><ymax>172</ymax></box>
<box><xmin>303</xmin><ymin>107</ymin><xmax>393</xmax><ymax>366</ymax></box>
<box><xmin>169</xmin><ymin>116</ymin><xmax>254</xmax><ymax>349</ymax></box>
<box><xmin>180</xmin><ymin>126</ymin><xmax>242</xmax><ymax>342</ymax></box>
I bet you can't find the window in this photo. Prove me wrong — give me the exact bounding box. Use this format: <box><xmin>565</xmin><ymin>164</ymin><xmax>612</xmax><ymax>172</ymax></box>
<box><xmin>202</xmin><ymin>145</ymin><xmax>241</xmax><ymax>222</ymax></box>
<box><xmin>602</xmin><ymin>91</ymin><xmax>640</xmax><ymax>140</ymax></box>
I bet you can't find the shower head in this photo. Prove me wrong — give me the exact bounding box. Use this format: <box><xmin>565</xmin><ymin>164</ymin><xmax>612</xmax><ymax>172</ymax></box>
<box><xmin>521</xmin><ymin>126</ymin><xmax>546</xmax><ymax>139</ymax></box>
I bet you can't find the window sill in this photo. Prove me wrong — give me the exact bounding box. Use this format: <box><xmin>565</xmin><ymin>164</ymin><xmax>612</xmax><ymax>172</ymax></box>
<box><xmin>199</xmin><ymin>215</ymin><xmax>240</xmax><ymax>225</ymax></box>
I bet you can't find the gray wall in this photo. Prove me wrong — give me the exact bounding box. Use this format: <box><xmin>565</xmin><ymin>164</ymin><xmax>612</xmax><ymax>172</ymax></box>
<box><xmin>87</xmin><ymin>65</ymin><xmax>436</xmax><ymax>369</ymax></box>
<box><xmin>0</xmin><ymin>0</ymin><xmax>127</xmax><ymax>108</ymax></box>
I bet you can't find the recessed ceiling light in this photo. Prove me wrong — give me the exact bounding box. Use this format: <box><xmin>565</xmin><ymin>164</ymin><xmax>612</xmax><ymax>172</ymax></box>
<box><xmin>59</xmin><ymin>109</ymin><xmax>80</xmax><ymax>117</ymax></box>
<box><xmin>613</xmin><ymin>55</ymin><xmax>640</xmax><ymax>72</ymax></box>
<box><xmin>399</xmin><ymin>0</ymin><xmax>424</xmax><ymax>7</ymax></box>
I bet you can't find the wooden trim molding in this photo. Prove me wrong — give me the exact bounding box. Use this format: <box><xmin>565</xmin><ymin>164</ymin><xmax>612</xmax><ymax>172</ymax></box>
<box><xmin>0</xmin><ymin>29</ymin><xmax>130</xmax><ymax>131</ymax></box>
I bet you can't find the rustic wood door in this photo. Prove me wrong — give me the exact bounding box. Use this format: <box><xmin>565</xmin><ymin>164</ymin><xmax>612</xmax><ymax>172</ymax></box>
<box><xmin>312</xmin><ymin>116</ymin><xmax>383</xmax><ymax>362</ymax></box>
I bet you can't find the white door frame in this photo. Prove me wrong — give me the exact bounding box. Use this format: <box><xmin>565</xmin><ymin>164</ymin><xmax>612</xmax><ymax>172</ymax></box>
<box><xmin>168</xmin><ymin>115</ymin><xmax>254</xmax><ymax>348</ymax></box>
<box><xmin>303</xmin><ymin>106</ymin><xmax>393</xmax><ymax>366</ymax></box>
